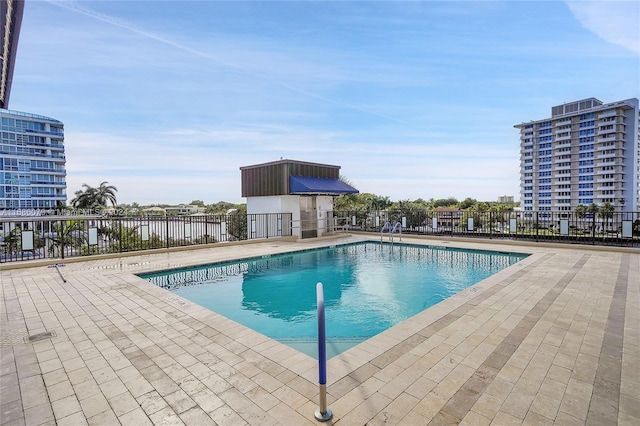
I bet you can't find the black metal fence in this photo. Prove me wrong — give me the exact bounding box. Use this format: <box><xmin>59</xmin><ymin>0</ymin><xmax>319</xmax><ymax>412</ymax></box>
<box><xmin>331</xmin><ymin>210</ymin><xmax>640</xmax><ymax>247</ymax></box>
<box><xmin>3</xmin><ymin>209</ymin><xmax>638</xmax><ymax>264</ymax></box>
<box><xmin>0</xmin><ymin>213</ymin><xmax>292</xmax><ymax>263</ymax></box>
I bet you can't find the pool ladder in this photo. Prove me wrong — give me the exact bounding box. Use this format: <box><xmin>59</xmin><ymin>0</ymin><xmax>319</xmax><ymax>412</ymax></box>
<box><xmin>381</xmin><ymin>221</ymin><xmax>402</xmax><ymax>242</ymax></box>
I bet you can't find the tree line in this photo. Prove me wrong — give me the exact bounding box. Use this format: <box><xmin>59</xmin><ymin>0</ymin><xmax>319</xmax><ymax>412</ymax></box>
<box><xmin>69</xmin><ymin>181</ymin><xmax>620</xmax><ymax>217</ymax></box>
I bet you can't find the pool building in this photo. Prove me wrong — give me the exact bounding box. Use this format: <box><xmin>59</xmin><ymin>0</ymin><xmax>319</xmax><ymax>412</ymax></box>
<box><xmin>240</xmin><ymin>159</ymin><xmax>358</xmax><ymax>239</ymax></box>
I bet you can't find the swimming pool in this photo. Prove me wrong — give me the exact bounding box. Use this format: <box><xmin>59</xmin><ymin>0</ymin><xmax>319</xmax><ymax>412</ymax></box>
<box><xmin>139</xmin><ymin>242</ymin><xmax>528</xmax><ymax>358</ymax></box>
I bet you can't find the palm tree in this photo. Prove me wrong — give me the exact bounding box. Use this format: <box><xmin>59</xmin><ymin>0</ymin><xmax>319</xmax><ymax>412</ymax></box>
<box><xmin>71</xmin><ymin>181</ymin><xmax>118</xmax><ymax>209</ymax></box>
<box><xmin>95</xmin><ymin>181</ymin><xmax>118</xmax><ymax>206</ymax></box>
<box><xmin>587</xmin><ymin>203</ymin><xmax>600</xmax><ymax>238</ymax></box>
<box><xmin>600</xmin><ymin>202</ymin><xmax>615</xmax><ymax>233</ymax></box>
<box><xmin>574</xmin><ymin>204</ymin><xmax>588</xmax><ymax>234</ymax></box>
<box><xmin>71</xmin><ymin>184</ymin><xmax>96</xmax><ymax>209</ymax></box>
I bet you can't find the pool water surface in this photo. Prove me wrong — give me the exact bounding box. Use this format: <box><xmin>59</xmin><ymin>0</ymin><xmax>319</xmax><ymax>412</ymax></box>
<box><xmin>140</xmin><ymin>242</ymin><xmax>528</xmax><ymax>358</ymax></box>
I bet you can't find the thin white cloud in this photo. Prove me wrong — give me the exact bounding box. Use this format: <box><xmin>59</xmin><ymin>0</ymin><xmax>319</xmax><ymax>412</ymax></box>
<box><xmin>566</xmin><ymin>1</ymin><xmax>640</xmax><ymax>55</ymax></box>
<box><xmin>44</xmin><ymin>0</ymin><xmax>426</xmax><ymax>129</ymax></box>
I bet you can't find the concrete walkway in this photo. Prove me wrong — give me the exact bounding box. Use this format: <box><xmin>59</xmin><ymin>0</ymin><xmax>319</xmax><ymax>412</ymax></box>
<box><xmin>1</xmin><ymin>236</ymin><xmax>638</xmax><ymax>425</ymax></box>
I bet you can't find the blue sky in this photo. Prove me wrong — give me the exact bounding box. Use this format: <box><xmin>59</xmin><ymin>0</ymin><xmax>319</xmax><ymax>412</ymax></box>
<box><xmin>10</xmin><ymin>0</ymin><xmax>640</xmax><ymax>205</ymax></box>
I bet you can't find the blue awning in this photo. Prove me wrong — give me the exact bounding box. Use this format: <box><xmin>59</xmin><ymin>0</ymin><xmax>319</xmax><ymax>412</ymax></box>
<box><xmin>289</xmin><ymin>175</ymin><xmax>359</xmax><ymax>195</ymax></box>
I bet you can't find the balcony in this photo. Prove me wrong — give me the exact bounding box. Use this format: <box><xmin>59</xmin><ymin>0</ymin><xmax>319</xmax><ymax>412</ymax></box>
<box><xmin>30</xmin><ymin>181</ymin><xmax>66</xmax><ymax>186</ymax></box>
<box><xmin>596</xmin><ymin>153</ymin><xmax>622</xmax><ymax>160</ymax></box>
<box><xmin>596</xmin><ymin>176</ymin><xmax>616</xmax><ymax>183</ymax></box>
<box><xmin>555</xmin><ymin>165</ymin><xmax>572</xmax><ymax>171</ymax></box>
<box><xmin>596</xmin><ymin>161</ymin><xmax>622</xmax><ymax>168</ymax></box>
<box><xmin>29</xmin><ymin>167</ymin><xmax>67</xmax><ymax>174</ymax></box>
<box><xmin>597</xmin><ymin>134</ymin><xmax>617</xmax><ymax>142</ymax></box>
<box><xmin>596</xmin><ymin>169</ymin><xmax>622</xmax><ymax>175</ymax></box>
<box><xmin>596</xmin><ymin>144</ymin><xmax>621</xmax><ymax>151</ymax></box>
<box><xmin>25</xmin><ymin>129</ymin><xmax>65</xmax><ymax>137</ymax></box>
<box><xmin>594</xmin><ymin>194</ymin><xmax>620</xmax><ymax>200</ymax></box>
<box><xmin>554</xmin><ymin>141</ymin><xmax>572</xmax><ymax>149</ymax></box>
<box><xmin>597</xmin><ymin>110</ymin><xmax>617</xmax><ymax>119</ymax></box>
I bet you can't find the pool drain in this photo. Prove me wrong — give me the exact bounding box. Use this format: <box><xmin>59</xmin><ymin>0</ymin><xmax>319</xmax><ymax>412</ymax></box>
<box><xmin>24</xmin><ymin>331</ymin><xmax>56</xmax><ymax>343</ymax></box>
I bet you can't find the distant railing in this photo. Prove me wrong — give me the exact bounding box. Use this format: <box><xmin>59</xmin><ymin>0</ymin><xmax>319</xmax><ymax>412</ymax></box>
<box><xmin>330</xmin><ymin>210</ymin><xmax>640</xmax><ymax>247</ymax></box>
<box><xmin>0</xmin><ymin>213</ymin><xmax>292</xmax><ymax>263</ymax></box>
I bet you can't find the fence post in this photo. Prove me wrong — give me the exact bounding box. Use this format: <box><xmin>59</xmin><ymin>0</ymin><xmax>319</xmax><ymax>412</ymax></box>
<box><xmin>489</xmin><ymin>212</ymin><xmax>493</xmax><ymax>239</ymax></box>
<box><xmin>165</xmin><ymin>217</ymin><xmax>170</xmax><ymax>248</ymax></box>
<box><xmin>60</xmin><ymin>220</ymin><xmax>65</xmax><ymax>259</ymax></box>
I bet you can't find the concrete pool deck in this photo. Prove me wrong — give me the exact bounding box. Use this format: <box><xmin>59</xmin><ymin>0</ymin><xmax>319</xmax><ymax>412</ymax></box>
<box><xmin>1</xmin><ymin>235</ymin><xmax>638</xmax><ymax>425</ymax></box>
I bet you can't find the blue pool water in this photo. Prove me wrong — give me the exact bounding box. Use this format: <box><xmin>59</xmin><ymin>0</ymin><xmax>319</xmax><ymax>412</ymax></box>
<box><xmin>140</xmin><ymin>242</ymin><xmax>528</xmax><ymax>358</ymax></box>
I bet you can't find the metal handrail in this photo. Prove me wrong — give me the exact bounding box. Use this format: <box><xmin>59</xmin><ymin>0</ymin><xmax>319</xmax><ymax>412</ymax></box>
<box><xmin>381</xmin><ymin>220</ymin><xmax>402</xmax><ymax>242</ymax></box>
<box><xmin>314</xmin><ymin>282</ymin><xmax>332</xmax><ymax>422</ymax></box>
<box><xmin>380</xmin><ymin>220</ymin><xmax>392</xmax><ymax>241</ymax></box>
<box><xmin>391</xmin><ymin>221</ymin><xmax>402</xmax><ymax>242</ymax></box>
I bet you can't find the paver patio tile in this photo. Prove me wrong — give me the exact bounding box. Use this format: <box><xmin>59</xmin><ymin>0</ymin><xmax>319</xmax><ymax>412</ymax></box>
<box><xmin>34</xmin><ymin>349</ymin><xmax>58</xmax><ymax>364</ymax></box>
<box><xmin>336</xmin><ymin>392</ymin><xmax>393</xmax><ymax>425</ymax></box>
<box><xmin>55</xmin><ymin>411</ymin><xmax>88</xmax><ymax>426</ymax></box>
<box><xmin>554</xmin><ymin>411</ymin><xmax>585</xmax><ymax>425</ymax></box>
<box><xmin>411</xmin><ymin>392</ymin><xmax>447</xmax><ymax>421</ymax></box>
<box><xmin>19</xmin><ymin>376</ymin><xmax>48</xmax><ymax>410</ymax></box>
<box><xmin>1</xmin><ymin>399</ymin><xmax>23</xmax><ymax>424</ymax></box>
<box><xmin>137</xmin><ymin>390</ymin><xmax>169</xmax><ymax>415</ymax></box>
<box><xmin>46</xmin><ymin>379</ymin><xmax>75</xmax><ymax>403</ymax></box>
<box><xmin>86</xmin><ymin>409</ymin><xmax>119</xmax><ymax>425</ymax></box>
<box><xmin>1</xmin><ymin>238</ymin><xmax>637</xmax><ymax>425</ymax></box>
<box><xmin>16</xmin><ymin>362</ymin><xmax>40</xmax><ymax>380</ymax></box>
<box><xmin>91</xmin><ymin>366</ymin><xmax>118</xmax><ymax>385</ymax></box>
<box><xmin>235</xmin><ymin>402</ymin><xmax>278</xmax><ymax>426</ymax></box>
<box><xmin>164</xmin><ymin>389</ymin><xmax>196</xmax><ymax>414</ymax></box>
<box><xmin>558</xmin><ymin>385</ymin><xmax>593</xmax><ymax>421</ymax></box>
<box><xmin>188</xmin><ymin>387</ymin><xmax>225</xmax><ymax>414</ymax></box>
<box><xmin>23</xmin><ymin>402</ymin><xmax>54</xmax><ymax>426</ymax></box>
<box><xmin>107</xmin><ymin>391</ymin><xmax>139</xmax><ymax>416</ymax></box>
<box><xmin>148</xmin><ymin>407</ymin><xmax>186</xmax><ymax>425</ymax></box>
<box><xmin>1</xmin><ymin>378</ymin><xmax>22</xmax><ymax>406</ymax></box>
<box><xmin>118</xmin><ymin>407</ymin><xmax>154</xmax><ymax>426</ymax></box>
<box><xmin>251</xmin><ymin>371</ymin><xmax>284</xmax><ymax>394</ymax></box>
<box><xmin>522</xmin><ymin>410</ymin><xmax>555</xmax><ymax>425</ymax></box>
<box><xmin>41</xmin><ymin>368</ymin><xmax>67</xmax><ymax>389</ymax></box>
<box><xmin>200</xmin><ymin>372</ymin><xmax>231</xmax><ymax>395</ymax></box>
<box><xmin>51</xmin><ymin>395</ymin><xmax>82</xmax><ymax>421</ymax></box>
<box><xmin>470</xmin><ymin>391</ymin><xmax>503</xmax><ymax>420</ymax></box>
<box><xmin>460</xmin><ymin>410</ymin><xmax>491</xmax><ymax>426</ymax></box>
<box><xmin>204</xmin><ymin>404</ymin><xmax>247</xmax><ymax>425</ymax></box>
<box><xmin>492</xmin><ymin>410</ymin><xmax>524</xmax><ymax>425</ymax></box>
<box><xmin>78</xmin><ymin>392</ymin><xmax>111</xmax><ymax>419</ymax></box>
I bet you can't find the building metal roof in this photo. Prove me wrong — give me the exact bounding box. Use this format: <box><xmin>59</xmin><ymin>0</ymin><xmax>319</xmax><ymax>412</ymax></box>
<box><xmin>241</xmin><ymin>158</ymin><xmax>356</xmax><ymax>197</ymax></box>
<box><xmin>289</xmin><ymin>175</ymin><xmax>359</xmax><ymax>195</ymax></box>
